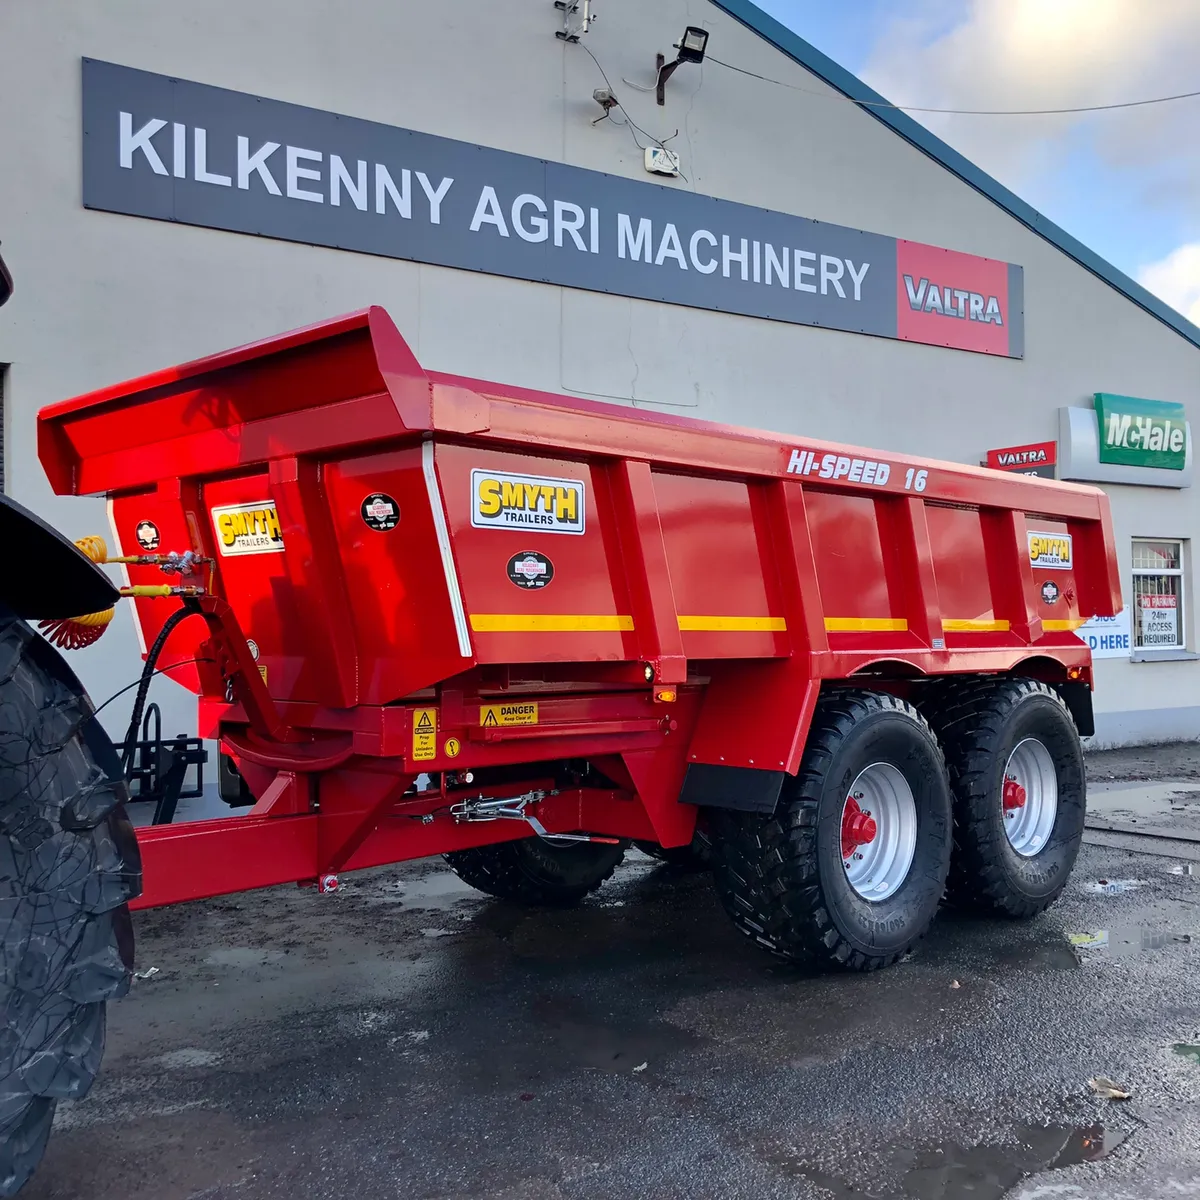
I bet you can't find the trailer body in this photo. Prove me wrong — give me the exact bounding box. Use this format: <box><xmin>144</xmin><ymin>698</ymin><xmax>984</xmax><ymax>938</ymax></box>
<box><xmin>38</xmin><ymin>308</ymin><xmax>1120</xmax><ymax>908</ymax></box>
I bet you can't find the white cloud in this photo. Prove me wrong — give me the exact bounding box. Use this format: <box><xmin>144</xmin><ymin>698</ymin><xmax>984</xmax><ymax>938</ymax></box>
<box><xmin>859</xmin><ymin>0</ymin><xmax>1200</xmax><ymax>201</ymax></box>
<box><xmin>1138</xmin><ymin>243</ymin><xmax>1200</xmax><ymax>326</ymax></box>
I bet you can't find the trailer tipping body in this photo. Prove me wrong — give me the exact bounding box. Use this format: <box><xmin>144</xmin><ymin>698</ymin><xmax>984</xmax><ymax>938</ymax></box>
<box><xmin>38</xmin><ymin>307</ymin><xmax>1120</xmax><ymax>909</ymax></box>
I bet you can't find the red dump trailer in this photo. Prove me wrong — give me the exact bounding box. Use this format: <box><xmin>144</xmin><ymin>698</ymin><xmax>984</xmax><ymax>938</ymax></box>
<box><xmin>39</xmin><ymin>306</ymin><xmax>1120</xmax><ymax>973</ymax></box>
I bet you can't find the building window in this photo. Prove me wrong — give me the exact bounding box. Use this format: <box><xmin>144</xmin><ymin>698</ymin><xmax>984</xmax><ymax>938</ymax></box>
<box><xmin>1132</xmin><ymin>538</ymin><xmax>1185</xmax><ymax>649</ymax></box>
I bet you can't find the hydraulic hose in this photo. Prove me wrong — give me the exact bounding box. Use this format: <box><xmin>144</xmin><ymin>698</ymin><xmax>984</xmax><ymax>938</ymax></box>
<box><xmin>119</xmin><ymin>602</ymin><xmax>201</xmax><ymax>778</ymax></box>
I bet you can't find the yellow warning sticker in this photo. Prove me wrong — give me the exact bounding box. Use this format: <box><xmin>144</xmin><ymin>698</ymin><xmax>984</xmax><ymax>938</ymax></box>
<box><xmin>444</xmin><ymin>737</ymin><xmax>461</xmax><ymax>758</ymax></box>
<box><xmin>480</xmin><ymin>702</ymin><xmax>539</xmax><ymax>728</ymax></box>
<box><xmin>257</xmin><ymin>664</ymin><xmax>268</xmax><ymax>685</ymax></box>
<box><xmin>412</xmin><ymin>708</ymin><xmax>437</xmax><ymax>761</ymax></box>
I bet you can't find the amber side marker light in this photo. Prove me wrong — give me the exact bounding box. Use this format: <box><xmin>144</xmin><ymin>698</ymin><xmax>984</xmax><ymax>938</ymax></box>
<box><xmin>1068</xmin><ymin>667</ymin><xmax>1084</xmax><ymax>680</ymax></box>
<box><xmin>654</xmin><ymin>688</ymin><xmax>678</xmax><ymax>703</ymax></box>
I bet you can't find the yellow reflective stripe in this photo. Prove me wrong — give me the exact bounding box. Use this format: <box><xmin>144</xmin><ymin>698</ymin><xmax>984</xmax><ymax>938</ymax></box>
<box><xmin>1043</xmin><ymin>618</ymin><xmax>1088</xmax><ymax>632</ymax></box>
<box><xmin>943</xmin><ymin>619</ymin><xmax>1011</xmax><ymax>632</ymax></box>
<box><xmin>824</xmin><ymin>617</ymin><xmax>908</xmax><ymax>632</ymax></box>
<box><xmin>678</xmin><ymin>615</ymin><xmax>787</xmax><ymax>632</ymax></box>
<box><xmin>469</xmin><ymin>614</ymin><xmax>635</xmax><ymax>632</ymax></box>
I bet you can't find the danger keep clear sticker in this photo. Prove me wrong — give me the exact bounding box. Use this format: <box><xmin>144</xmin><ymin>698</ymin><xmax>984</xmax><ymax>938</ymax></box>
<box><xmin>480</xmin><ymin>702</ymin><xmax>538</xmax><ymax>728</ymax></box>
<box><xmin>412</xmin><ymin>708</ymin><xmax>437</xmax><ymax>761</ymax></box>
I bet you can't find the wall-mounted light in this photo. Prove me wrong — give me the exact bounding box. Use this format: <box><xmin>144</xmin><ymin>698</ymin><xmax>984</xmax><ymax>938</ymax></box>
<box><xmin>656</xmin><ymin>26</ymin><xmax>709</xmax><ymax>105</ymax></box>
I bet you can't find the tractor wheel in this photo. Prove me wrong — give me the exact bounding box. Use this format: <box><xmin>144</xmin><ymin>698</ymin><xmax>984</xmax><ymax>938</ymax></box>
<box><xmin>0</xmin><ymin>615</ymin><xmax>141</xmax><ymax>1197</ymax></box>
<box><xmin>922</xmin><ymin>678</ymin><xmax>1085</xmax><ymax>918</ymax></box>
<box><xmin>444</xmin><ymin>837</ymin><xmax>627</xmax><ymax>906</ymax></box>
<box><xmin>710</xmin><ymin>690</ymin><xmax>952</xmax><ymax>971</ymax></box>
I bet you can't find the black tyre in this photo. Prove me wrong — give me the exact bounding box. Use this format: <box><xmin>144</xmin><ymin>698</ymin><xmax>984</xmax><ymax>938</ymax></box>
<box><xmin>444</xmin><ymin>836</ymin><xmax>627</xmax><ymax>906</ymax></box>
<box><xmin>923</xmin><ymin>678</ymin><xmax>1085</xmax><ymax>917</ymax></box>
<box><xmin>710</xmin><ymin>690</ymin><xmax>952</xmax><ymax>971</ymax></box>
<box><xmin>0</xmin><ymin>616</ymin><xmax>141</xmax><ymax>1196</ymax></box>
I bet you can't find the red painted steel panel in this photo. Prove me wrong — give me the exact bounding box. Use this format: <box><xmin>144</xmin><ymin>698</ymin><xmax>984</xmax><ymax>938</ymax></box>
<box><xmin>654</xmin><ymin>472</ymin><xmax>787</xmax><ymax>660</ymax></box>
<box><xmin>926</xmin><ymin>505</ymin><xmax>998</xmax><ymax>631</ymax></box>
<box><xmin>435</xmin><ymin>443</ymin><xmax>634</xmax><ymax>664</ymax></box>
<box><xmin>323</xmin><ymin>447</ymin><xmax>467</xmax><ymax>703</ymax></box>
<box><xmin>806</xmin><ymin>492</ymin><xmax>897</xmax><ymax>628</ymax></box>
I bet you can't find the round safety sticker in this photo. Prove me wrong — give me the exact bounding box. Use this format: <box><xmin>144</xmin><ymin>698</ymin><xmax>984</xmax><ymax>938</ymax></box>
<box><xmin>444</xmin><ymin>737</ymin><xmax>461</xmax><ymax>758</ymax></box>
<box><xmin>507</xmin><ymin>551</ymin><xmax>554</xmax><ymax>589</ymax></box>
<box><xmin>1041</xmin><ymin>581</ymin><xmax>1060</xmax><ymax>605</ymax></box>
<box><xmin>135</xmin><ymin>520</ymin><xmax>160</xmax><ymax>551</ymax></box>
<box><xmin>360</xmin><ymin>493</ymin><xmax>400</xmax><ymax>531</ymax></box>
<box><xmin>246</xmin><ymin>639</ymin><xmax>260</xmax><ymax>661</ymax></box>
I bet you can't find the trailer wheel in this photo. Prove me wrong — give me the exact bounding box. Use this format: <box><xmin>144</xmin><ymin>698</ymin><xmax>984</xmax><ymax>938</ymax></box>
<box><xmin>710</xmin><ymin>691</ymin><xmax>951</xmax><ymax>971</ymax></box>
<box><xmin>0</xmin><ymin>616</ymin><xmax>140</xmax><ymax>1197</ymax></box>
<box><xmin>924</xmin><ymin>678</ymin><xmax>1085</xmax><ymax>918</ymax></box>
<box><xmin>444</xmin><ymin>836</ymin><xmax>627</xmax><ymax>906</ymax></box>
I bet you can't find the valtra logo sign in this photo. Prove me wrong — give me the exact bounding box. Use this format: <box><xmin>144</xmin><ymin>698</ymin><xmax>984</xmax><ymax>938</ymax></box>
<box><xmin>896</xmin><ymin>241</ymin><xmax>1020</xmax><ymax>357</ymax></box>
<box><xmin>985</xmin><ymin>440</ymin><xmax>1057</xmax><ymax>480</ymax></box>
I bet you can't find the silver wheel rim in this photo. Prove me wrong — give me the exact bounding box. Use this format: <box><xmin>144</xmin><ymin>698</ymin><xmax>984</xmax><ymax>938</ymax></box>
<box><xmin>841</xmin><ymin>762</ymin><xmax>918</xmax><ymax>901</ymax></box>
<box><xmin>1002</xmin><ymin>738</ymin><xmax>1058</xmax><ymax>857</ymax></box>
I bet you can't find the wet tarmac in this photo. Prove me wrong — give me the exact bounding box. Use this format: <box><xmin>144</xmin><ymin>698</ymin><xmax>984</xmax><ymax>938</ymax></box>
<box><xmin>24</xmin><ymin>760</ymin><xmax>1200</xmax><ymax>1200</ymax></box>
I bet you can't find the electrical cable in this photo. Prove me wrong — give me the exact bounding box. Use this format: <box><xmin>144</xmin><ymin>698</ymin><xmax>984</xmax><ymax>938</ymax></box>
<box><xmin>705</xmin><ymin>54</ymin><xmax>1200</xmax><ymax>116</ymax></box>
<box><xmin>93</xmin><ymin>657</ymin><xmax>214</xmax><ymax>719</ymax></box>
<box><xmin>576</xmin><ymin>40</ymin><xmax>689</xmax><ymax>180</ymax></box>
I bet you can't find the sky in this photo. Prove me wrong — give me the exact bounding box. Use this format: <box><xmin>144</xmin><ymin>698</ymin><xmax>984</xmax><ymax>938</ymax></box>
<box><xmin>752</xmin><ymin>0</ymin><xmax>1200</xmax><ymax>327</ymax></box>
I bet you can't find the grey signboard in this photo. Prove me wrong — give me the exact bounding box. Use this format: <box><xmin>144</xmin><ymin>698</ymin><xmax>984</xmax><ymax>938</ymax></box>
<box><xmin>1058</xmin><ymin>406</ymin><xmax>1193</xmax><ymax>489</ymax></box>
<box><xmin>82</xmin><ymin>59</ymin><xmax>1023</xmax><ymax>356</ymax></box>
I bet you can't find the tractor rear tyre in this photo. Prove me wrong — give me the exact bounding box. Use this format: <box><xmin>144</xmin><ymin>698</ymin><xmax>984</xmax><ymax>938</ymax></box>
<box><xmin>0</xmin><ymin>615</ymin><xmax>141</xmax><ymax>1197</ymax></box>
<box><xmin>445</xmin><ymin>837</ymin><xmax>627</xmax><ymax>906</ymax></box>
<box><xmin>710</xmin><ymin>690</ymin><xmax>952</xmax><ymax>971</ymax></box>
<box><xmin>923</xmin><ymin>678</ymin><xmax>1085</xmax><ymax>918</ymax></box>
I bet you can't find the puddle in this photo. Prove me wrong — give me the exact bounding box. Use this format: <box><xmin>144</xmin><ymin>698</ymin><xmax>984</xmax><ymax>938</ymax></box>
<box><xmin>1175</xmin><ymin>1043</ymin><xmax>1200</xmax><ymax>1064</ymax></box>
<box><xmin>760</xmin><ymin>1123</ymin><xmax>1127</xmax><ymax>1199</ymax></box>
<box><xmin>1068</xmin><ymin>927</ymin><xmax>1191</xmax><ymax>957</ymax></box>
<box><xmin>204</xmin><ymin>947</ymin><xmax>286</xmax><ymax>967</ymax></box>
<box><xmin>1087</xmin><ymin>879</ymin><xmax>1146</xmax><ymax>895</ymax></box>
<box><xmin>386</xmin><ymin>871</ymin><xmax>482</xmax><ymax>912</ymax></box>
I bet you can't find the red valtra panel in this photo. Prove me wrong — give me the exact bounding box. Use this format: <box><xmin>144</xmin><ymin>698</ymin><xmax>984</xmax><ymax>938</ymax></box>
<box><xmin>895</xmin><ymin>239</ymin><xmax>1012</xmax><ymax>356</ymax></box>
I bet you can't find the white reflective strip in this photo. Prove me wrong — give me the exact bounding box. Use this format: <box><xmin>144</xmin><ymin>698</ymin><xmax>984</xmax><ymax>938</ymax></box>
<box><xmin>105</xmin><ymin>497</ymin><xmax>146</xmax><ymax>656</ymax></box>
<box><xmin>422</xmin><ymin>439</ymin><xmax>472</xmax><ymax>657</ymax></box>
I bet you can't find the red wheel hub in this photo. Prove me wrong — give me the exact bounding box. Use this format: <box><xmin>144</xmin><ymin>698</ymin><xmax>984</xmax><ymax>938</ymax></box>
<box><xmin>841</xmin><ymin>797</ymin><xmax>878</xmax><ymax>861</ymax></box>
<box><xmin>1003</xmin><ymin>776</ymin><xmax>1027</xmax><ymax>812</ymax></box>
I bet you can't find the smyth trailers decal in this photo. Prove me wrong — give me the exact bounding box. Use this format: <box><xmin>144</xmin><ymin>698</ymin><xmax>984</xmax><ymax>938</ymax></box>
<box><xmin>211</xmin><ymin>500</ymin><xmax>285</xmax><ymax>556</ymax></box>
<box><xmin>1028</xmin><ymin>532</ymin><xmax>1073</xmax><ymax>570</ymax></box>
<box><xmin>471</xmin><ymin>469</ymin><xmax>585</xmax><ymax>534</ymax></box>
<box><xmin>81</xmin><ymin>59</ymin><xmax>1024</xmax><ymax>358</ymax></box>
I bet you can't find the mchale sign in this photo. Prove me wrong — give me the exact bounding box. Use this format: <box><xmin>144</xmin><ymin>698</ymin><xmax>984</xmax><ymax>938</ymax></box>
<box><xmin>82</xmin><ymin>59</ymin><xmax>1024</xmax><ymax>359</ymax></box>
<box><xmin>1095</xmin><ymin>393</ymin><xmax>1187</xmax><ymax>471</ymax></box>
<box><xmin>985</xmin><ymin>440</ymin><xmax>1056</xmax><ymax>480</ymax></box>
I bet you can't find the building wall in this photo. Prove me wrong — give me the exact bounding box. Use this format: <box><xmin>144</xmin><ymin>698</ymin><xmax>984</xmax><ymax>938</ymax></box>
<box><xmin>1</xmin><ymin>0</ymin><xmax>1197</xmax><ymax>744</ymax></box>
